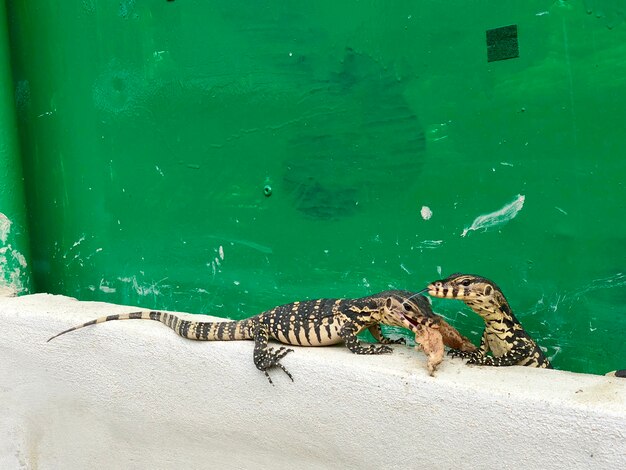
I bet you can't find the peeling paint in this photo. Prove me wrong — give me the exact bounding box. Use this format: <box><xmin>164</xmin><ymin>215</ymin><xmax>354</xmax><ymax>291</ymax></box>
<box><xmin>0</xmin><ymin>213</ymin><xmax>11</xmax><ymax>243</ymax></box>
<box><xmin>0</xmin><ymin>213</ymin><xmax>28</xmax><ymax>296</ymax></box>
<box><xmin>11</xmin><ymin>250</ymin><xmax>27</xmax><ymax>268</ymax></box>
<box><xmin>420</xmin><ymin>206</ymin><xmax>433</xmax><ymax>220</ymax></box>
<box><xmin>461</xmin><ymin>194</ymin><xmax>525</xmax><ymax>237</ymax></box>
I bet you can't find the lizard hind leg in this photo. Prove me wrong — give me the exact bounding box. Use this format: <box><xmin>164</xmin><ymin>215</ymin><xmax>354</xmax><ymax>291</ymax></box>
<box><xmin>253</xmin><ymin>324</ymin><xmax>294</xmax><ymax>385</ymax></box>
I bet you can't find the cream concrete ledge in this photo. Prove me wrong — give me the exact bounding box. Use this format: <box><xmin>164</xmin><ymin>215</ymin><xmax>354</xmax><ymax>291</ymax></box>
<box><xmin>1</xmin><ymin>294</ymin><xmax>625</xmax><ymax>469</ymax></box>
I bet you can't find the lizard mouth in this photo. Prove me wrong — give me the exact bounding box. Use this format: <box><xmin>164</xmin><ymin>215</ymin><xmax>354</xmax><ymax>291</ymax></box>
<box><xmin>399</xmin><ymin>313</ymin><xmax>424</xmax><ymax>332</ymax></box>
<box><xmin>426</xmin><ymin>283</ymin><xmax>448</xmax><ymax>298</ymax></box>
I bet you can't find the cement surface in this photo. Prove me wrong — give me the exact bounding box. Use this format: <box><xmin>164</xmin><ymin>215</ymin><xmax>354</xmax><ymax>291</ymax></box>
<box><xmin>1</xmin><ymin>294</ymin><xmax>625</xmax><ymax>469</ymax></box>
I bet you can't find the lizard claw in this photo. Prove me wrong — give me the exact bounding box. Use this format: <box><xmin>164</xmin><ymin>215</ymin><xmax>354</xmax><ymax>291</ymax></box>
<box><xmin>276</xmin><ymin>362</ymin><xmax>294</xmax><ymax>382</ymax></box>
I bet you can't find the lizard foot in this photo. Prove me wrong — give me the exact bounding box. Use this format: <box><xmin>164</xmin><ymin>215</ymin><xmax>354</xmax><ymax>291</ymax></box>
<box><xmin>378</xmin><ymin>337</ymin><xmax>406</xmax><ymax>345</ymax></box>
<box><xmin>365</xmin><ymin>344</ymin><xmax>394</xmax><ymax>354</ymax></box>
<box><xmin>465</xmin><ymin>356</ymin><xmax>484</xmax><ymax>366</ymax></box>
<box><xmin>447</xmin><ymin>348</ymin><xmax>481</xmax><ymax>360</ymax></box>
<box><xmin>257</xmin><ymin>346</ymin><xmax>294</xmax><ymax>385</ymax></box>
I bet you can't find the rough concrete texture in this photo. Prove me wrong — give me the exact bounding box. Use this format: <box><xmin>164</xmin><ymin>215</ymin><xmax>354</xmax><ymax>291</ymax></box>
<box><xmin>1</xmin><ymin>294</ymin><xmax>625</xmax><ymax>469</ymax></box>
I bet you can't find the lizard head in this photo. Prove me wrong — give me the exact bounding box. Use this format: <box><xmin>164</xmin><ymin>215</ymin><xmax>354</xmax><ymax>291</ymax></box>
<box><xmin>426</xmin><ymin>273</ymin><xmax>501</xmax><ymax>302</ymax></box>
<box><xmin>382</xmin><ymin>295</ymin><xmax>438</xmax><ymax>333</ymax></box>
<box><xmin>426</xmin><ymin>273</ymin><xmax>513</xmax><ymax>321</ymax></box>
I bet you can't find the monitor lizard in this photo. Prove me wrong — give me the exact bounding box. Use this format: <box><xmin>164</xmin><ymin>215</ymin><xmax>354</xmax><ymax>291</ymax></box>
<box><xmin>426</xmin><ymin>274</ymin><xmax>552</xmax><ymax>368</ymax></box>
<box><xmin>48</xmin><ymin>290</ymin><xmax>475</xmax><ymax>383</ymax></box>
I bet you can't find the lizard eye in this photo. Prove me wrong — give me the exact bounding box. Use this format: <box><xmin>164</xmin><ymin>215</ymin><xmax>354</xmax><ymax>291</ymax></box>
<box><xmin>461</xmin><ymin>279</ymin><xmax>471</xmax><ymax>287</ymax></box>
<box><xmin>403</xmin><ymin>303</ymin><xmax>413</xmax><ymax>312</ymax></box>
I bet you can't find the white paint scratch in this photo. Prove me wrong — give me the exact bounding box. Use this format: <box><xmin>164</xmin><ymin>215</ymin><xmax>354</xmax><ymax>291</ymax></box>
<box><xmin>400</xmin><ymin>264</ymin><xmax>411</xmax><ymax>275</ymax></box>
<box><xmin>572</xmin><ymin>272</ymin><xmax>626</xmax><ymax>300</ymax></box>
<box><xmin>461</xmin><ymin>194</ymin><xmax>525</xmax><ymax>237</ymax></box>
<box><xmin>204</xmin><ymin>235</ymin><xmax>272</xmax><ymax>254</ymax></box>
<box><xmin>64</xmin><ymin>235</ymin><xmax>87</xmax><ymax>260</ymax></box>
<box><xmin>420</xmin><ymin>206</ymin><xmax>433</xmax><ymax>220</ymax></box>
<box><xmin>208</xmin><ymin>246</ymin><xmax>226</xmax><ymax>276</ymax></box>
<box><xmin>37</xmin><ymin>109</ymin><xmax>56</xmax><ymax>118</ymax></box>
<box><xmin>84</xmin><ymin>247</ymin><xmax>104</xmax><ymax>262</ymax></box>
<box><xmin>555</xmin><ymin>206</ymin><xmax>568</xmax><ymax>215</ymax></box>
<box><xmin>117</xmin><ymin>276</ymin><xmax>166</xmax><ymax>297</ymax></box>
<box><xmin>99</xmin><ymin>279</ymin><xmax>117</xmax><ymax>294</ymax></box>
<box><xmin>548</xmin><ymin>345</ymin><xmax>561</xmax><ymax>361</ymax></box>
<box><xmin>419</xmin><ymin>240</ymin><xmax>443</xmax><ymax>250</ymax></box>
<box><xmin>72</xmin><ymin>236</ymin><xmax>86</xmax><ymax>248</ymax></box>
<box><xmin>550</xmin><ymin>293</ymin><xmax>565</xmax><ymax>312</ymax></box>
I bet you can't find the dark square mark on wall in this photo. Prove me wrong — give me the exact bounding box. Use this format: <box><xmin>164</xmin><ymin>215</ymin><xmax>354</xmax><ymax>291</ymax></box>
<box><xmin>486</xmin><ymin>25</ymin><xmax>519</xmax><ymax>62</ymax></box>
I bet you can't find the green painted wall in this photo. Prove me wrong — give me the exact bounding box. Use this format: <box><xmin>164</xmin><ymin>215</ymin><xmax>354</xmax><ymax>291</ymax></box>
<box><xmin>0</xmin><ymin>0</ymin><xmax>31</xmax><ymax>296</ymax></box>
<box><xmin>5</xmin><ymin>0</ymin><xmax>626</xmax><ymax>374</ymax></box>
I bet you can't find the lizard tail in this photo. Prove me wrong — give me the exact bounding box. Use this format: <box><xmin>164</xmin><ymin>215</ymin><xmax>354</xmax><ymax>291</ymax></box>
<box><xmin>47</xmin><ymin>310</ymin><xmax>256</xmax><ymax>342</ymax></box>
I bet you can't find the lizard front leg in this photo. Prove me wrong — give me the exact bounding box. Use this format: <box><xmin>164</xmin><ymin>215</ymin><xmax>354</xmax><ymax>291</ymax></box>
<box><xmin>368</xmin><ymin>324</ymin><xmax>406</xmax><ymax>345</ymax></box>
<box><xmin>466</xmin><ymin>344</ymin><xmax>532</xmax><ymax>367</ymax></box>
<box><xmin>340</xmin><ymin>322</ymin><xmax>393</xmax><ymax>354</ymax></box>
<box><xmin>448</xmin><ymin>329</ymin><xmax>489</xmax><ymax>359</ymax></box>
<box><xmin>253</xmin><ymin>323</ymin><xmax>294</xmax><ymax>385</ymax></box>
